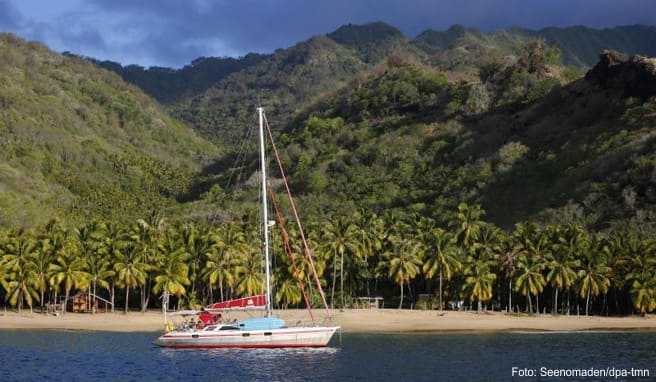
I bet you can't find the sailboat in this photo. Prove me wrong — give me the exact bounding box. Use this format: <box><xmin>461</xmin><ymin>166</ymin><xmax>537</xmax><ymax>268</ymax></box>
<box><xmin>155</xmin><ymin>108</ymin><xmax>339</xmax><ymax>348</ymax></box>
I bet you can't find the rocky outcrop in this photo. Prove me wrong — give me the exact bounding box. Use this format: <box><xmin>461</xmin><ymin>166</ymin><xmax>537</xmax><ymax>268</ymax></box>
<box><xmin>585</xmin><ymin>50</ymin><xmax>656</xmax><ymax>98</ymax></box>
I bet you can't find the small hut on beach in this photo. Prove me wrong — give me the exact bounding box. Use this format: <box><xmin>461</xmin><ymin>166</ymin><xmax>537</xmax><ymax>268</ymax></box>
<box><xmin>67</xmin><ymin>292</ymin><xmax>113</xmax><ymax>313</ymax></box>
<box><xmin>355</xmin><ymin>297</ymin><xmax>384</xmax><ymax>309</ymax></box>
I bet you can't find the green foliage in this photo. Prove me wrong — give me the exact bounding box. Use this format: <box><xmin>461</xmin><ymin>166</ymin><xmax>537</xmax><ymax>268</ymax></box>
<box><xmin>0</xmin><ymin>203</ymin><xmax>654</xmax><ymax>316</ymax></box>
<box><xmin>171</xmin><ymin>36</ymin><xmax>367</xmax><ymax>143</ymax></box>
<box><xmin>3</xmin><ymin>23</ymin><xmax>656</xmax><ymax>317</ymax></box>
<box><xmin>88</xmin><ymin>54</ymin><xmax>267</xmax><ymax>104</ymax></box>
<box><xmin>0</xmin><ymin>34</ymin><xmax>218</xmax><ymax>227</ymax></box>
<box><xmin>415</xmin><ymin>25</ymin><xmax>656</xmax><ymax>68</ymax></box>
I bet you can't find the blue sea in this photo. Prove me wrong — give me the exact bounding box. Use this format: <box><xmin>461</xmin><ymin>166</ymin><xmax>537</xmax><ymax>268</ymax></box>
<box><xmin>0</xmin><ymin>330</ymin><xmax>654</xmax><ymax>381</ymax></box>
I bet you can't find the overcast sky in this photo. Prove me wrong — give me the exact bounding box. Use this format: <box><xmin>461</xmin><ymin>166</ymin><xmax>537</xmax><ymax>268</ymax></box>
<box><xmin>1</xmin><ymin>0</ymin><xmax>654</xmax><ymax>68</ymax></box>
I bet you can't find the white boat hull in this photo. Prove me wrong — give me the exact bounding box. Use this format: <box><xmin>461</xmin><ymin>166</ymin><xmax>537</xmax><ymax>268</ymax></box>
<box><xmin>155</xmin><ymin>326</ymin><xmax>339</xmax><ymax>348</ymax></box>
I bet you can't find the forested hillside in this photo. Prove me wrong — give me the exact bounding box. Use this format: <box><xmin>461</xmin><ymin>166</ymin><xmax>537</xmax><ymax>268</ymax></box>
<box><xmin>0</xmin><ymin>34</ymin><xmax>218</xmax><ymax>227</ymax></box>
<box><xmin>170</xmin><ymin>35</ymin><xmax>371</xmax><ymax>142</ymax></box>
<box><xmin>89</xmin><ymin>53</ymin><xmax>267</xmax><ymax>104</ymax></box>
<box><xmin>1</xmin><ymin>23</ymin><xmax>656</xmax><ymax>316</ymax></box>
<box><xmin>202</xmin><ymin>43</ymin><xmax>656</xmax><ymax>232</ymax></box>
<box><xmin>5</xmin><ymin>21</ymin><xmax>656</xmax><ymax>231</ymax></box>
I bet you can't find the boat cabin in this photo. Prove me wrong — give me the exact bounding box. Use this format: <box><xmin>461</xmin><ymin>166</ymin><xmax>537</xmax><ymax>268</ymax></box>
<box><xmin>201</xmin><ymin>324</ymin><xmax>240</xmax><ymax>331</ymax></box>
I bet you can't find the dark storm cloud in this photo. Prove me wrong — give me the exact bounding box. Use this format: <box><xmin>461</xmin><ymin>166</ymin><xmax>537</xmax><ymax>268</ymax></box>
<box><xmin>2</xmin><ymin>0</ymin><xmax>656</xmax><ymax>67</ymax></box>
<box><xmin>84</xmin><ymin>0</ymin><xmax>656</xmax><ymax>66</ymax></box>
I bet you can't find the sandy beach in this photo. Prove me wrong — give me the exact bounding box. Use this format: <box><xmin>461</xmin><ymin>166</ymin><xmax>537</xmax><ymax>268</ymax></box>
<box><xmin>0</xmin><ymin>309</ymin><xmax>655</xmax><ymax>333</ymax></box>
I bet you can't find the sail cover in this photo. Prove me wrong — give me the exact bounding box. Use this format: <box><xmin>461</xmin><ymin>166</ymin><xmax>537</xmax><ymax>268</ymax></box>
<box><xmin>206</xmin><ymin>295</ymin><xmax>266</xmax><ymax>311</ymax></box>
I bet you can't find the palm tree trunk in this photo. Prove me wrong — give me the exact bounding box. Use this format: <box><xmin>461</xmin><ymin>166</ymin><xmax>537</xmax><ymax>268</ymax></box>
<box><xmin>340</xmin><ymin>251</ymin><xmax>345</xmax><ymax>308</ymax></box>
<box><xmin>477</xmin><ymin>299</ymin><xmax>482</xmax><ymax>313</ymax></box>
<box><xmin>208</xmin><ymin>283</ymin><xmax>213</xmax><ymax>302</ymax></box>
<box><xmin>40</xmin><ymin>288</ymin><xmax>45</xmax><ymax>313</ymax></box>
<box><xmin>110</xmin><ymin>282</ymin><xmax>115</xmax><ymax>313</ymax></box>
<box><xmin>219</xmin><ymin>279</ymin><xmax>224</xmax><ymax>302</ymax></box>
<box><xmin>140</xmin><ymin>285</ymin><xmax>146</xmax><ymax>312</ymax></box>
<box><xmin>63</xmin><ymin>288</ymin><xmax>70</xmax><ymax>315</ymax></box>
<box><xmin>398</xmin><ymin>282</ymin><xmax>404</xmax><ymax>309</ymax></box>
<box><xmin>144</xmin><ymin>279</ymin><xmax>151</xmax><ymax>312</ymax></box>
<box><xmin>566</xmin><ymin>290</ymin><xmax>570</xmax><ymax>315</ymax></box>
<box><xmin>92</xmin><ymin>280</ymin><xmax>96</xmax><ymax>314</ymax></box>
<box><xmin>508</xmin><ymin>280</ymin><xmax>512</xmax><ymax>313</ymax></box>
<box><xmin>162</xmin><ymin>291</ymin><xmax>168</xmax><ymax>316</ymax></box>
<box><xmin>554</xmin><ymin>288</ymin><xmax>559</xmax><ymax>315</ymax></box>
<box><xmin>527</xmin><ymin>294</ymin><xmax>532</xmax><ymax>313</ymax></box>
<box><xmin>331</xmin><ymin>250</ymin><xmax>337</xmax><ymax>308</ymax></box>
<box><xmin>191</xmin><ymin>264</ymin><xmax>197</xmax><ymax>295</ymax></box>
<box><xmin>438</xmin><ymin>270</ymin><xmax>443</xmax><ymax>311</ymax></box>
<box><xmin>585</xmin><ymin>289</ymin><xmax>590</xmax><ymax>316</ymax></box>
<box><xmin>536</xmin><ymin>293</ymin><xmax>540</xmax><ymax>315</ymax></box>
<box><xmin>125</xmin><ymin>286</ymin><xmax>130</xmax><ymax>314</ymax></box>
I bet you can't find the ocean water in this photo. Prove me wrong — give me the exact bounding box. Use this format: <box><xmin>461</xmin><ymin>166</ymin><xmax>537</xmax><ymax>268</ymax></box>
<box><xmin>0</xmin><ymin>330</ymin><xmax>654</xmax><ymax>381</ymax></box>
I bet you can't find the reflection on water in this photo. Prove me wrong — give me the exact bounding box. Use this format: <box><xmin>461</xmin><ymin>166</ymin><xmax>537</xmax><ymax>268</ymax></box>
<box><xmin>158</xmin><ymin>345</ymin><xmax>340</xmax><ymax>379</ymax></box>
<box><xmin>0</xmin><ymin>330</ymin><xmax>655</xmax><ymax>381</ymax></box>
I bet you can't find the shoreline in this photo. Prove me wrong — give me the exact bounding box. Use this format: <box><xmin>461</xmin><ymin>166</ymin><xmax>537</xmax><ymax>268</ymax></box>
<box><xmin>1</xmin><ymin>309</ymin><xmax>655</xmax><ymax>333</ymax></box>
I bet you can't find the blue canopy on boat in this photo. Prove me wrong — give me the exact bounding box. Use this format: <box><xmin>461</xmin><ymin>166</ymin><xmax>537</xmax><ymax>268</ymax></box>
<box><xmin>238</xmin><ymin>317</ymin><xmax>285</xmax><ymax>331</ymax></box>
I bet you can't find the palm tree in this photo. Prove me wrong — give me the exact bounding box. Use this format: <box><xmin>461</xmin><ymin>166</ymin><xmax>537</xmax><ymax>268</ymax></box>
<box><xmin>4</xmin><ymin>265</ymin><xmax>40</xmax><ymax>313</ymax></box>
<box><xmin>514</xmin><ymin>255</ymin><xmax>546</xmax><ymax>314</ymax></box>
<box><xmin>578</xmin><ymin>240</ymin><xmax>611</xmax><ymax>316</ymax></box>
<box><xmin>130</xmin><ymin>219</ymin><xmax>156</xmax><ymax>312</ymax></box>
<box><xmin>462</xmin><ymin>256</ymin><xmax>497</xmax><ymax>312</ymax></box>
<box><xmin>276</xmin><ymin>279</ymin><xmax>302</xmax><ymax>309</ymax></box>
<box><xmin>1</xmin><ymin>231</ymin><xmax>40</xmax><ymax>312</ymax></box>
<box><xmin>349</xmin><ymin>212</ymin><xmax>383</xmax><ymax>297</ymax></box>
<box><xmin>35</xmin><ymin>222</ymin><xmax>69</xmax><ymax>310</ymax></box>
<box><xmin>114</xmin><ymin>243</ymin><xmax>147</xmax><ymax>314</ymax></box>
<box><xmin>85</xmin><ymin>254</ymin><xmax>114</xmax><ymax>314</ymax></box>
<box><xmin>1</xmin><ymin>230</ymin><xmax>36</xmax><ymax>272</ymax></box>
<box><xmin>236</xmin><ymin>245</ymin><xmax>264</xmax><ymax>296</ymax></box>
<box><xmin>384</xmin><ymin>237</ymin><xmax>422</xmax><ymax>309</ymax></box>
<box><xmin>204</xmin><ymin>224</ymin><xmax>245</xmax><ymax>302</ymax></box>
<box><xmin>101</xmin><ymin>222</ymin><xmax>128</xmax><ymax>312</ymax></box>
<box><xmin>549</xmin><ymin>224</ymin><xmax>590</xmax><ymax>314</ymax></box>
<box><xmin>152</xmin><ymin>239</ymin><xmax>190</xmax><ymax>314</ymax></box>
<box><xmin>453</xmin><ymin>202</ymin><xmax>485</xmax><ymax>248</ymax></box>
<box><xmin>181</xmin><ymin>224</ymin><xmax>212</xmax><ymax>299</ymax></box>
<box><xmin>627</xmin><ymin>269</ymin><xmax>656</xmax><ymax>316</ymax></box>
<box><xmin>33</xmin><ymin>237</ymin><xmax>55</xmax><ymax>311</ymax></box>
<box><xmin>323</xmin><ymin>217</ymin><xmax>357</xmax><ymax>308</ymax></box>
<box><xmin>497</xmin><ymin>231</ymin><xmax>521</xmax><ymax>313</ymax></box>
<box><xmin>546</xmin><ymin>255</ymin><xmax>579</xmax><ymax>315</ymax></box>
<box><xmin>73</xmin><ymin>223</ymin><xmax>104</xmax><ymax>312</ymax></box>
<box><xmin>512</xmin><ymin>223</ymin><xmax>551</xmax><ymax>313</ymax></box>
<box><xmin>423</xmin><ymin>228</ymin><xmax>461</xmax><ymax>310</ymax></box>
<box><xmin>76</xmin><ymin>223</ymin><xmax>116</xmax><ymax>314</ymax></box>
<box><xmin>48</xmin><ymin>252</ymin><xmax>89</xmax><ymax>315</ymax></box>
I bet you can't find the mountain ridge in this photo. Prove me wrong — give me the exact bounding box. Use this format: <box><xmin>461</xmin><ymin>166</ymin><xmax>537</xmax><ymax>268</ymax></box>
<box><xmin>90</xmin><ymin>22</ymin><xmax>656</xmax><ymax>105</ymax></box>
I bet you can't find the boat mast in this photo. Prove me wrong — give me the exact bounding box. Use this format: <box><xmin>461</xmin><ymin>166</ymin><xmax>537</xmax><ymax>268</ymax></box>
<box><xmin>258</xmin><ymin>107</ymin><xmax>273</xmax><ymax>317</ymax></box>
